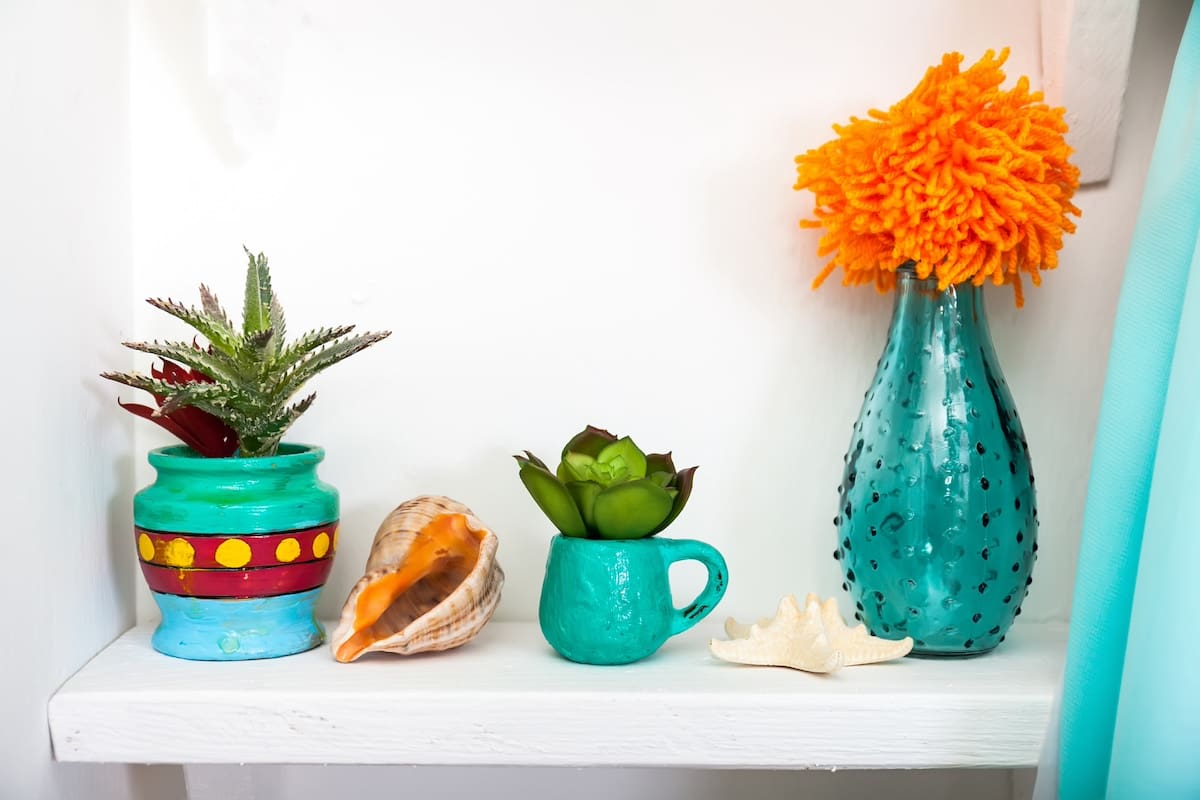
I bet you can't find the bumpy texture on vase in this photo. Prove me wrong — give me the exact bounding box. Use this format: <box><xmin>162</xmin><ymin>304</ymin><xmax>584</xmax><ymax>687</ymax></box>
<box><xmin>710</xmin><ymin>593</ymin><xmax>913</xmax><ymax>673</ymax></box>
<box><xmin>836</xmin><ymin>270</ymin><xmax>1037</xmax><ymax>656</ymax></box>
<box><xmin>331</xmin><ymin>495</ymin><xmax>504</xmax><ymax>662</ymax></box>
<box><xmin>539</xmin><ymin>535</ymin><xmax>728</xmax><ymax>665</ymax></box>
<box><xmin>135</xmin><ymin>444</ymin><xmax>338</xmax><ymax>660</ymax></box>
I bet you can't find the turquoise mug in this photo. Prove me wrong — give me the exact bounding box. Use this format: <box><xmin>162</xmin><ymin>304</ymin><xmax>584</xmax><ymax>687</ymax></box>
<box><xmin>538</xmin><ymin>534</ymin><xmax>729</xmax><ymax>665</ymax></box>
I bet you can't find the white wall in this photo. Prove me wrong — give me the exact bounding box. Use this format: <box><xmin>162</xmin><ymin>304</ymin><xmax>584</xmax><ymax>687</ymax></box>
<box><xmin>117</xmin><ymin>1</ymin><xmax>1186</xmax><ymax>799</ymax></box>
<box><xmin>0</xmin><ymin>2</ymin><xmax>182</xmax><ymax>798</ymax></box>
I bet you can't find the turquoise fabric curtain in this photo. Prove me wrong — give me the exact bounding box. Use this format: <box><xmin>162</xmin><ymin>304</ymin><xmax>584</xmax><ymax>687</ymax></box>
<box><xmin>1059</xmin><ymin>3</ymin><xmax>1200</xmax><ymax>797</ymax></box>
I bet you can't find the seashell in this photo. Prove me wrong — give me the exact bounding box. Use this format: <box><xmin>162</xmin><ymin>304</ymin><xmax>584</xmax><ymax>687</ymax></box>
<box><xmin>709</xmin><ymin>593</ymin><xmax>912</xmax><ymax>673</ymax></box>
<box><xmin>331</xmin><ymin>495</ymin><xmax>504</xmax><ymax>662</ymax></box>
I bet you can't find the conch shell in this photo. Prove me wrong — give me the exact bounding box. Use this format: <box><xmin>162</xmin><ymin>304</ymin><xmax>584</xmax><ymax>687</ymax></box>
<box><xmin>331</xmin><ymin>495</ymin><xmax>503</xmax><ymax>662</ymax></box>
<box><xmin>709</xmin><ymin>593</ymin><xmax>912</xmax><ymax>673</ymax></box>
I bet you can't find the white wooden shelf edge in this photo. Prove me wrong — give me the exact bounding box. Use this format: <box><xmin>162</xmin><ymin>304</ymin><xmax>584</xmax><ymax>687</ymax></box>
<box><xmin>49</xmin><ymin>620</ymin><xmax>1065</xmax><ymax>769</ymax></box>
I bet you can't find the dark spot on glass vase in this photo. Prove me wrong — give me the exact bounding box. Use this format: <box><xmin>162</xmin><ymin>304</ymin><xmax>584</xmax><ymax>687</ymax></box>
<box><xmin>980</xmin><ymin>477</ymin><xmax>990</xmax><ymax>490</ymax></box>
<box><xmin>1015</xmin><ymin>607</ymin><xmax>1022</xmax><ymax>617</ymax></box>
<box><xmin>1026</xmin><ymin>576</ymin><xmax>1034</xmax><ymax>586</ymax></box>
<box><xmin>882</xmin><ymin>624</ymin><xmax>891</xmax><ymax>633</ymax></box>
<box><xmin>875</xmin><ymin>459</ymin><xmax>883</xmax><ymax>469</ymax></box>
<box><xmin>978</xmin><ymin>582</ymin><xmax>988</xmax><ymax>593</ymax></box>
<box><xmin>1017</xmin><ymin>531</ymin><xmax>1024</xmax><ymax>543</ymax></box>
<box><xmin>843</xmin><ymin>537</ymin><xmax>852</xmax><ymax>551</ymax></box>
<box><xmin>965</xmin><ymin>378</ymin><xmax>975</xmax><ymax>389</ymax></box>
<box><xmin>833</xmin><ymin>549</ymin><xmax>841</xmax><ymax>561</ymax></box>
<box><xmin>833</xmin><ymin>516</ymin><xmax>840</xmax><ymax>527</ymax></box>
<box><xmin>964</xmin><ymin>639</ymin><xmax>974</xmax><ymax>648</ymax></box>
<box><xmin>869</xmin><ymin>559</ymin><xmax>878</xmax><ymax>570</ymax></box>
<box><xmin>846</xmin><ymin>569</ymin><xmax>856</xmax><ymax>582</ymax></box>
<box><xmin>1012</xmin><ymin>562</ymin><xmax>1020</xmax><ymax>572</ymax></box>
<box><xmin>1033</xmin><ymin>542</ymin><xmax>1039</xmax><ymax>552</ymax></box>
<box><xmin>854</xmin><ymin>612</ymin><xmax>862</xmax><ymax>621</ymax></box>
<box><xmin>874</xmin><ymin>591</ymin><xmax>885</xmax><ymax>602</ymax></box>
<box><xmin>848</xmin><ymin>471</ymin><xmax>857</xmax><ymax>486</ymax></box>
<box><xmin>841</xmin><ymin>582</ymin><xmax>849</xmax><ymax>592</ymax></box>
<box><xmin>844</xmin><ymin>503</ymin><xmax>853</xmax><ymax>521</ymax></box>
<box><xmin>1003</xmin><ymin>594</ymin><xmax>1012</xmax><ymax>604</ymax></box>
<box><xmin>1009</xmin><ymin>461</ymin><xmax>1017</xmax><ymax>475</ymax></box>
<box><xmin>982</xmin><ymin>513</ymin><xmax>990</xmax><ymax>527</ymax></box>
<box><xmin>976</xmin><ymin>442</ymin><xmax>986</xmax><ymax>455</ymax></box>
<box><xmin>981</xmin><ymin>547</ymin><xmax>990</xmax><ymax>560</ymax></box>
<box><xmin>869</xmin><ymin>526</ymin><xmax>878</xmax><ymax>538</ymax></box>
<box><xmin>972</xmin><ymin>613</ymin><xmax>982</xmax><ymax>623</ymax></box>
<box><xmin>1015</xmin><ymin>498</ymin><xmax>1022</xmax><ymax>511</ymax></box>
<box><xmin>856</xmin><ymin>601</ymin><xmax>864</xmax><ymax>612</ymax></box>
<box><xmin>837</xmin><ymin>485</ymin><xmax>843</xmax><ymax>495</ymax></box>
<box><xmin>872</xmin><ymin>491</ymin><xmax>880</xmax><ymax>503</ymax></box>
<box><xmin>989</xmin><ymin>625</ymin><xmax>1001</xmax><ymax>635</ymax></box>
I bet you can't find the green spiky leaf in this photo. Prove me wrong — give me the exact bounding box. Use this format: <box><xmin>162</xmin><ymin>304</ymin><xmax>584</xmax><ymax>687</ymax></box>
<box><xmin>108</xmin><ymin>248</ymin><xmax>389</xmax><ymax>458</ymax></box>
<box><xmin>242</xmin><ymin>247</ymin><xmax>273</xmax><ymax>336</ymax></box>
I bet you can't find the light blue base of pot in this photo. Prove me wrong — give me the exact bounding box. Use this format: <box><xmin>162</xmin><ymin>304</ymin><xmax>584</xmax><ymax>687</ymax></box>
<box><xmin>150</xmin><ymin>588</ymin><xmax>325</xmax><ymax>661</ymax></box>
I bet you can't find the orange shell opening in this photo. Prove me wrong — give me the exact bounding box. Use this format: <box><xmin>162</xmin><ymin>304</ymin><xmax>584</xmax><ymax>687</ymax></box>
<box><xmin>334</xmin><ymin>513</ymin><xmax>484</xmax><ymax>662</ymax></box>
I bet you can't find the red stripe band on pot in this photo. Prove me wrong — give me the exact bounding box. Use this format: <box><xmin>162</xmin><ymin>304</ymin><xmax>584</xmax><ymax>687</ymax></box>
<box><xmin>139</xmin><ymin>558</ymin><xmax>335</xmax><ymax>599</ymax></box>
<box><xmin>134</xmin><ymin>523</ymin><xmax>339</xmax><ymax>569</ymax></box>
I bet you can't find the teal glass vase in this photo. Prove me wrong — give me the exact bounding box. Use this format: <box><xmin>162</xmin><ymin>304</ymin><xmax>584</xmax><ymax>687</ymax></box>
<box><xmin>835</xmin><ymin>268</ymin><xmax>1037</xmax><ymax>656</ymax></box>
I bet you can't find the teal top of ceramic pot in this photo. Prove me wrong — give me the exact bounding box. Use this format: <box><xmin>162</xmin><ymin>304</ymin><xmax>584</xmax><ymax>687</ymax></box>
<box><xmin>133</xmin><ymin>443</ymin><xmax>339</xmax><ymax>534</ymax></box>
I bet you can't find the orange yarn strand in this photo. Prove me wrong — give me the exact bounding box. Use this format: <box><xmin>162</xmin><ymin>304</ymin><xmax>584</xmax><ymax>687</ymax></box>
<box><xmin>794</xmin><ymin>49</ymin><xmax>1080</xmax><ymax>306</ymax></box>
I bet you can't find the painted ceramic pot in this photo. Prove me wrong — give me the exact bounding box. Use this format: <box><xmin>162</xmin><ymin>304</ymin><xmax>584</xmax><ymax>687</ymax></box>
<box><xmin>134</xmin><ymin>443</ymin><xmax>338</xmax><ymax>660</ymax></box>
<box><xmin>538</xmin><ymin>535</ymin><xmax>728</xmax><ymax>665</ymax></box>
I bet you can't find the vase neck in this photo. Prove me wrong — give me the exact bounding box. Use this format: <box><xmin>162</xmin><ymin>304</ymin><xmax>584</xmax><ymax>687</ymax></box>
<box><xmin>889</xmin><ymin>270</ymin><xmax>990</xmax><ymax>348</ymax></box>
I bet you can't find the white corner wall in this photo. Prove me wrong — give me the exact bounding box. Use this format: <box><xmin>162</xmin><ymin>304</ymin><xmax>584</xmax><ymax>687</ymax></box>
<box><xmin>0</xmin><ymin>2</ymin><xmax>166</xmax><ymax>798</ymax></box>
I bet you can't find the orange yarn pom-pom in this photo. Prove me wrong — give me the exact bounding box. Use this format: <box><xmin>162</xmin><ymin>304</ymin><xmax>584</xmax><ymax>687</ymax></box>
<box><xmin>794</xmin><ymin>49</ymin><xmax>1080</xmax><ymax>306</ymax></box>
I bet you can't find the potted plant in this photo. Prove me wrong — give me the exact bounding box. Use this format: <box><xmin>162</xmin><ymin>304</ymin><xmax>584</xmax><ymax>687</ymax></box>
<box><xmin>103</xmin><ymin>247</ymin><xmax>389</xmax><ymax>660</ymax></box>
<box><xmin>516</xmin><ymin>426</ymin><xmax>728</xmax><ymax>665</ymax></box>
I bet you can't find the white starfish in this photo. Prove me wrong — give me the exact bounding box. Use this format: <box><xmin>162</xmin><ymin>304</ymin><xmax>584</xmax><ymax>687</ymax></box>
<box><xmin>709</xmin><ymin>593</ymin><xmax>913</xmax><ymax>673</ymax></box>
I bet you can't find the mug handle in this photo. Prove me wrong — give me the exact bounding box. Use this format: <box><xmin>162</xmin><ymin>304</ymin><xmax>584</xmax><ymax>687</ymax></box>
<box><xmin>658</xmin><ymin>538</ymin><xmax>729</xmax><ymax>637</ymax></box>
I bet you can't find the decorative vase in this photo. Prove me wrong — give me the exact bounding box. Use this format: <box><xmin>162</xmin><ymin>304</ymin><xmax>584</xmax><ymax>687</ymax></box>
<box><xmin>134</xmin><ymin>443</ymin><xmax>338</xmax><ymax>660</ymax></box>
<box><xmin>538</xmin><ymin>535</ymin><xmax>728</xmax><ymax>665</ymax></box>
<box><xmin>835</xmin><ymin>268</ymin><xmax>1037</xmax><ymax>656</ymax></box>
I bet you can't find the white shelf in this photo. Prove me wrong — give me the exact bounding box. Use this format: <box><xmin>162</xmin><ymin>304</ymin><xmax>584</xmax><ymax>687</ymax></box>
<box><xmin>49</xmin><ymin>620</ymin><xmax>1064</xmax><ymax>769</ymax></box>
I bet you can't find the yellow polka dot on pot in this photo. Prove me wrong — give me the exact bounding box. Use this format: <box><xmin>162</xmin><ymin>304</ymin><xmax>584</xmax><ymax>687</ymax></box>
<box><xmin>215</xmin><ymin>538</ymin><xmax>252</xmax><ymax>568</ymax></box>
<box><xmin>313</xmin><ymin>532</ymin><xmax>330</xmax><ymax>559</ymax></box>
<box><xmin>137</xmin><ymin>533</ymin><xmax>154</xmax><ymax>562</ymax></box>
<box><xmin>275</xmin><ymin>537</ymin><xmax>301</xmax><ymax>563</ymax></box>
<box><xmin>163</xmin><ymin>538</ymin><xmax>195</xmax><ymax>568</ymax></box>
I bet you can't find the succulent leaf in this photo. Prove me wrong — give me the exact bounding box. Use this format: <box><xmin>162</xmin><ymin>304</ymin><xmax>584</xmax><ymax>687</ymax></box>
<box><xmin>597</xmin><ymin>436</ymin><xmax>647</xmax><ymax>479</ymax></box>
<box><xmin>517</xmin><ymin>460</ymin><xmax>587</xmax><ymax>537</ymax></box>
<box><xmin>120</xmin><ymin>341</ymin><xmax>239</xmax><ymax>385</ymax></box>
<box><xmin>242</xmin><ymin>247</ymin><xmax>273</xmax><ymax>336</ymax></box>
<box><xmin>646</xmin><ymin>452</ymin><xmax>676</xmax><ymax>475</ymax></box>
<box><xmin>592</xmin><ymin>478</ymin><xmax>674</xmax><ymax>540</ymax></box>
<box><xmin>650</xmin><ymin>465</ymin><xmax>698</xmax><ymax>534</ymax></box>
<box><xmin>145</xmin><ymin>298</ymin><xmax>240</xmax><ymax>356</ymax></box>
<box><xmin>565</xmin><ymin>480</ymin><xmax>601</xmax><ymax>532</ymax></box>
<box><xmin>270</xmin><ymin>331</ymin><xmax>391</xmax><ymax>402</ymax></box>
<box><xmin>562</xmin><ymin>426</ymin><xmax>618</xmax><ymax>459</ymax></box>
<box><xmin>559</xmin><ymin>451</ymin><xmax>595</xmax><ymax>483</ymax></box>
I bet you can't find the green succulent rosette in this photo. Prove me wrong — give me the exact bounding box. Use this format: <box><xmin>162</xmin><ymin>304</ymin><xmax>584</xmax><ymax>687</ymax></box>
<box><xmin>515</xmin><ymin>426</ymin><xmax>697</xmax><ymax>540</ymax></box>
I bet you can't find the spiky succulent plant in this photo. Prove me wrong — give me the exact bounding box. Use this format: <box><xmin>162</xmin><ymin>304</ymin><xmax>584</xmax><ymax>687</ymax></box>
<box><xmin>103</xmin><ymin>247</ymin><xmax>390</xmax><ymax>458</ymax></box>
<box><xmin>515</xmin><ymin>426</ymin><xmax>697</xmax><ymax>540</ymax></box>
